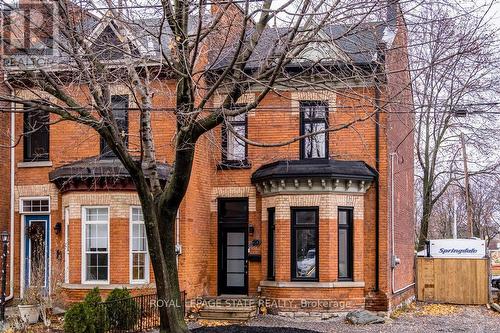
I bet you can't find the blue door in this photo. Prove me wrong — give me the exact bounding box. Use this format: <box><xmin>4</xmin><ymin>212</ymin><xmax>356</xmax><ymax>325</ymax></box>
<box><xmin>25</xmin><ymin>215</ymin><xmax>50</xmax><ymax>290</ymax></box>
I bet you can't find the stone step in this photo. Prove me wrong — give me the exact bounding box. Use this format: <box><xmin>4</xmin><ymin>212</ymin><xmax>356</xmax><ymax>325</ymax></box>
<box><xmin>197</xmin><ymin>316</ymin><xmax>252</xmax><ymax>323</ymax></box>
<box><xmin>195</xmin><ymin>296</ymin><xmax>259</xmax><ymax>308</ymax></box>
<box><xmin>201</xmin><ymin>306</ymin><xmax>256</xmax><ymax>312</ymax></box>
<box><xmin>198</xmin><ymin>307</ymin><xmax>256</xmax><ymax>321</ymax></box>
<box><xmin>197</xmin><ymin>298</ymin><xmax>258</xmax><ymax>322</ymax></box>
<box><xmin>202</xmin><ymin>295</ymin><xmax>255</xmax><ymax>300</ymax></box>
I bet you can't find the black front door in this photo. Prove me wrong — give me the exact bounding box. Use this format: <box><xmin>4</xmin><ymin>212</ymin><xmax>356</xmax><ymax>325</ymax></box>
<box><xmin>218</xmin><ymin>199</ymin><xmax>248</xmax><ymax>295</ymax></box>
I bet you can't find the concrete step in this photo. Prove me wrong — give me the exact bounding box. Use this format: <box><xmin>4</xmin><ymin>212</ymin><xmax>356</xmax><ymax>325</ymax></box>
<box><xmin>196</xmin><ymin>297</ymin><xmax>258</xmax><ymax>307</ymax></box>
<box><xmin>197</xmin><ymin>297</ymin><xmax>258</xmax><ymax>322</ymax></box>
<box><xmin>201</xmin><ymin>306</ymin><xmax>256</xmax><ymax>312</ymax></box>
<box><xmin>198</xmin><ymin>308</ymin><xmax>256</xmax><ymax>321</ymax></box>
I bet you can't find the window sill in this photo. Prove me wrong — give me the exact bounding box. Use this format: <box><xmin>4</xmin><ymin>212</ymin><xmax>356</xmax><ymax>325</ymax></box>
<box><xmin>259</xmin><ymin>281</ymin><xmax>365</xmax><ymax>288</ymax></box>
<box><xmin>18</xmin><ymin>161</ymin><xmax>53</xmax><ymax>168</ymax></box>
<box><xmin>60</xmin><ymin>282</ymin><xmax>156</xmax><ymax>290</ymax></box>
<box><xmin>217</xmin><ymin>161</ymin><xmax>252</xmax><ymax>170</ymax></box>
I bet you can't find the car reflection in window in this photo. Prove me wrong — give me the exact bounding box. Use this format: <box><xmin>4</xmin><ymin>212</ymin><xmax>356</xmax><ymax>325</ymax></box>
<box><xmin>297</xmin><ymin>249</ymin><xmax>316</xmax><ymax>277</ymax></box>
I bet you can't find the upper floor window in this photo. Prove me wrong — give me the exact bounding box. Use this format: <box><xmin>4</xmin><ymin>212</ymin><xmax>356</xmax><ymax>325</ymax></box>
<box><xmin>300</xmin><ymin>101</ymin><xmax>328</xmax><ymax>159</ymax></box>
<box><xmin>222</xmin><ymin>113</ymin><xmax>247</xmax><ymax>165</ymax></box>
<box><xmin>100</xmin><ymin>95</ymin><xmax>129</xmax><ymax>157</ymax></box>
<box><xmin>24</xmin><ymin>109</ymin><xmax>49</xmax><ymax>162</ymax></box>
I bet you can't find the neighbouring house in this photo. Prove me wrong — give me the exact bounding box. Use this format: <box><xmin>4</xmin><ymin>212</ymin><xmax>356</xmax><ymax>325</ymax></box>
<box><xmin>0</xmin><ymin>0</ymin><xmax>415</xmax><ymax>313</ymax></box>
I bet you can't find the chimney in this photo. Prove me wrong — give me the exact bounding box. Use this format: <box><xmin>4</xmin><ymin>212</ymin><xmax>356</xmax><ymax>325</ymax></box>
<box><xmin>387</xmin><ymin>0</ymin><xmax>398</xmax><ymax>27</ymax></box>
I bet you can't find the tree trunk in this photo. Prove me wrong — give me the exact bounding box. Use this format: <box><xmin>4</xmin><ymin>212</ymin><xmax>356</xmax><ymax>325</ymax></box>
<box><xmin>141</xmin><ymin>206</ymin><xmax>188</xmax><ymax>333</ymax></box>
<box><xmin>418</xmin><ymin>195</ymin><xmax>433</xmax><ymax>251</ymax></box>
<box><xmin>134</xmin><ymin>182</ymin><xmax>189</xmax><ymax>333</ymax></box>
<box><xmin>155</xmin><ymin>205</ymin><xmax>189</xmax><ymax>333</ymax></box>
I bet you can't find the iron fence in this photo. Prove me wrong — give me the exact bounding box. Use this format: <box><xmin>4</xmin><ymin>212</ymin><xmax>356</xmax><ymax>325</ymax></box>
<box><xmin>97</xmin><ymin>291</ymin><xmax>186</xmax><ymax>332</ymax></box>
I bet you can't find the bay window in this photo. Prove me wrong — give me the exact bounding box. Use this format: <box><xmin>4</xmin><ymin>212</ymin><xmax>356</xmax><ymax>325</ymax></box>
<box><xmin>83</xmin><ymin>207</ymin><xmax>109</xmax><ymax>283</ymax></box>
<box><xmin>267</xmin><ymin>208</ymin><xmax>275</xmax><ymax>281</ymax></box>
<box><xmin>130</xmin><ymin>207</ymin><xmax>149</xmax><ymax>283</ymax></box>
<box><xmin>291</xmin><ymin>208</ymin><xmax>319</xmax><ymax>281</ymax></box>
<box><xmin>338</xmin><ymin>208</ymin><xmax>353</xmax><ymax>280</ymax></box>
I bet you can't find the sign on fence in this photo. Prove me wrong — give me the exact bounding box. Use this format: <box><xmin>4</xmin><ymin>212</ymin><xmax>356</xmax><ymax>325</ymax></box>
<box><xmin>428</xmin><ymin>239</ymin><xmax>486</xmax><ymax>259</ymax></box>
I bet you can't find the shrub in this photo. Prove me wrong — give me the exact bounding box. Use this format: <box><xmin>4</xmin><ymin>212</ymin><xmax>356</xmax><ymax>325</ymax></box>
<box><xmin>84</xmin><ymin>287</ymin><xmax>102</xmax><ymax>306</ymax></box>
<box><xmin>63</xmin><ymin>288</ymin><xmax>108</xmax><ymax>333</ymax></box>
<box><xmin>63</xmin><ymin>303</ymin><xmax>92</xmax><ymax>333</ymax></box>
<box><xmin>105</xmin><ymin>288</ymin><xmax>139</xmax><ymax>330</ymax></box>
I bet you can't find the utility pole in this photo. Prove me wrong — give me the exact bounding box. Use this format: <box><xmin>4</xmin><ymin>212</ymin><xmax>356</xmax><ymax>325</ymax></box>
<box><xmin>460</xmin><ymin>133</ymin><xmax>473</xmax><ymax>238</ymax></box>
<box><xmin>453</xmin><ymin>195</ymin><xmax>457</xmax><ymax>239</ymax></box>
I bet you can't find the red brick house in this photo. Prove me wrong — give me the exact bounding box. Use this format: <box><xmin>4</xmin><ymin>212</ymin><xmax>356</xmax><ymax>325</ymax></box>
<box><xmin>0</xmin><ymin>1</ymin><xmax>415</xmax><ymax>313</ymax></box>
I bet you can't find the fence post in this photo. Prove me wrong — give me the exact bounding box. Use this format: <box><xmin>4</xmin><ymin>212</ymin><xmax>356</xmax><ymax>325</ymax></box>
<box><xmin>139</xmin><ymin>295</ymin><xmax>144</xmax><ymax>332</ymax></box>
<box><xmin>183</xmin><ymin>291</ymin><xmax>186</xmax><ymax>317</ymax></box>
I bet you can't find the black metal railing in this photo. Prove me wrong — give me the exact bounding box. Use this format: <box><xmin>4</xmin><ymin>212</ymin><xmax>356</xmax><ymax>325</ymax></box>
<box><xmin>97</xmin><ymin>292</ymin><xmax>186</xmax><ymax>332</ymax></box>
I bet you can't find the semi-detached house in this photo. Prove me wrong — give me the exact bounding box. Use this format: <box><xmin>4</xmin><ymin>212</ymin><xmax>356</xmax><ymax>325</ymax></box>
<box><xmin>0</xmin><ymin>0</ymin><xmax>415</xmax><ymax>313</ymax></box>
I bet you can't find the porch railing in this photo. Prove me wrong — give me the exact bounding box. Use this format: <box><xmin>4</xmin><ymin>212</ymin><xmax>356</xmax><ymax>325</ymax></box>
<box><xmin>97</xmin><ymin>291</ymin><xmax>186</xmax><ymax>332</ymax></box>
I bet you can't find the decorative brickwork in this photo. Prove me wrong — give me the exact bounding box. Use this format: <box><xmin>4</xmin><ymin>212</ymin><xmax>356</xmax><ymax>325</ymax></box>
<box><xmin>210</xmin><ymin>186</ymin><xmax>257</xmax><ymax>212</ymax></box>
<box><xmin>290</xmin><ymin>90</ymin><xmax>337</xmax><ymax>116</ymax></box>
<box><xmin>14</xmin><ymin>184</ymin><xmax>59</xmax><ymax>211</ymax></box>
<box><xmin>61</xmin><ymin>191</ymin><xmax>140</xmax><ymax>219</ymax></box>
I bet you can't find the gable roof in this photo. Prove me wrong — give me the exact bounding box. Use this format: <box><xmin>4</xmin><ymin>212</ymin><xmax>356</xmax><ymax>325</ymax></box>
<box><xmin>2</xmin><ymin>3</ymin><xmax>387</xmax><ymax>72</ymax></box>
<box><xmin>210</xmin><ymin>22</ymin><xmax>386</xmax><ymax>70</ymax></box>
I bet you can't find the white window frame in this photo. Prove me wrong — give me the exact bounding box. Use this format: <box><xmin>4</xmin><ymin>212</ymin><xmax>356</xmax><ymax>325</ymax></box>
<box><xmin>19</xmin><ymin>197</ymin><xmax>50</xmax><ymax>214</ymax></box>
<box><xmin>129</xmin><ymin>206</ymin><xmax>150</xmax><ymax>284</ymax></box>
<box><xmin>81</xmin><ymin>206</ymin><xmax>110</xmax><ymax>284</ymax></box>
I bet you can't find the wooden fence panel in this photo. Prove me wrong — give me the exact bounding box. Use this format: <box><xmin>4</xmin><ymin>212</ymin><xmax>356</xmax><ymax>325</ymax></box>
<box><xmin>416</xmin><ymin>257</ymin><xmax>489</xmax><ymax>305</ymax></box>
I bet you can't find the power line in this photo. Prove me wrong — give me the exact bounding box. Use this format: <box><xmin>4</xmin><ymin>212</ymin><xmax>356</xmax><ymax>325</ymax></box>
<box><xmin>0</xmin><ymin>106</ymin><xmax>499</xmax><ymax>114</ymax></box>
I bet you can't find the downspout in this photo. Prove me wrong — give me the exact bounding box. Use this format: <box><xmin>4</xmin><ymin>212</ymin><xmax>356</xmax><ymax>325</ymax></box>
<box><xmin>375</xmin><ymin>85</ymin><xmax>380</xmax><ymax>291</ymax></box>
<box><xmin>175</xmin><ymin>210</ymin><xmax>182</xmax><ymax>267</ymax></box>
<box><xmin>4</xmin><ymin>73</ymin><xmax>15</xmax><ymax>301</ymax></box>
<box><xmin>390</xmin><ymin>153</ymin><xmax>397</xmax><ymax>293</ymax></box>
<box><xmin>390</xmin><ymin>153</ymin><xmax>416</xmax><ymax>295</ymax></box>
<box><xmin>374</xmin><ymin>52</ymin><xmax>383</xmax><ymax>293</ymax></box>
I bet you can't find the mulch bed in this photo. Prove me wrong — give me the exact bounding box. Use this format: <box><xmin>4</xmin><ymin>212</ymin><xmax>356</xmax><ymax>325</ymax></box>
<box><xmin>193</xmin><ymin>326</ymin><xmax>319</xmax><ymax>333</ymax></box>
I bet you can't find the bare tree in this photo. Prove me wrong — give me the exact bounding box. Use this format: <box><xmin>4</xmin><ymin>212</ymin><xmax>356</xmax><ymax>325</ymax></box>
<box><xmin>409</xmin><ymin>1</ymin><xmax>500</xmax><ymax>250</ymax></box>
<box><xmin>426</xmin><ymin>175</ymin><xmax>500</xmax><ymax>248</ymax></box>
<box><xmin>469</xmin><ymin>177</ymin><xmax>500</xmax><ymax>246</ymax></box>
<box><xmin>0</xmin><ymin>0</ymin><xmax>415</xmax><ymax>331</ymax></box>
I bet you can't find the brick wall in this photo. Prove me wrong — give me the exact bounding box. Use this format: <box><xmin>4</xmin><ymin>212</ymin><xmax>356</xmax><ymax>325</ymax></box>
<box><xmin>383</xmin><ymin>6</ymin><xmax>416</xmax><ymax>308</ymax></box>
<box><xmin>210</xmin><ymin>87</ymin><xmax>388</xmax><ymax>307</ymax></box>
<box><xmin>0</xmin><ymin>68</ymin><xmax>12</xmax><ymax>298</ymax></box>
<box><xmin>4</xmin><ymin>7</ymin><xmax>415</xmax><ymax>312</ymax></box>
<box><xmin>7</xmin><ymin>80</ymin><xmax>413</xmax><ymax>311</ymax></box>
